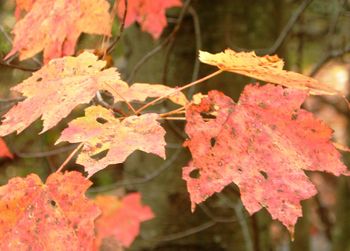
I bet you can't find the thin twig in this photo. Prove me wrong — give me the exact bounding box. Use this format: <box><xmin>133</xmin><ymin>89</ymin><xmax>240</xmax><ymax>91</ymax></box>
<box><xmin>136</xmin><ymin>69</ymin><xmax>223</xmax><ymax>114</ymax></box>
<box><xmin>88</xmin><ymin>148</ymin><xmax>183</xmax><ymax>193</ymax></box>
<box><xmin>251</xmin><ymin>214</ymin><xmax>260</xmax><ymax>251</ymax></box>
<box><xmin>94</xmin><ymin>91</ymin><xmax>128</xmax><ymax>116</ymax></box>
<box><xmin>165</xmin><ymin>120</ymin><xmax>187</xmax><ymax>140</ymax></box>
<box><xmin>161</xmin><ymin>36</ymin><xmax>176</xmax><ymax>83</ymax></box>
<box><xmin>0</xmin><ymin>97</ymin><xmax>25</xmax><ymax>103</ymax></box>
<box><xmin>310</xmin><ymin>44</ymin><xmax>350</xmax><ymax>77</ymax></box>
<box><xmin>56</xmin><ymin>143</ymin><xmax>83</xmax><ymax>173</ymax></box>
<box><xmin>143</xmin><ymin>221</ymin><xmax>217</xmax><ymax>242</ymax></box>
<box><xmin>187</xmin><ymin>6</ymin><xmax>202</xmax><ymax>97</ymax></box>
<box><xmin>258</xmin><ymin>0</ymin><xmax>314</xmax><ymax>55</ymax></box>
<box><xmin>105</xmin><ymin>83</ymin><xmax>137</xmax><ymax>114</ymax></box>
<box><xmin>159</xmin><ymin>116</ymin><xmax>187</xmax><ymax>121</ymax></box>
<box><xmin>0</xmin><ymin>60</ymin><xmax>38</xmax><ymax>72</ymax></box>
<box><xmin>198</xmin><ymin>204</ymin><xmax>237</xmax><ymax>223</ymax></box>
<box><xmin>127</xmin><ymin>0</ymin><xmax>191</xmax><ymax>82</ymax></box>
<box><xmin>314</xmin><ymin>194</ymin><xmax>333</xmax><ymax>241</ymax></box>
<box><xmin>159</xmin><ymin>107</ymin><xmax>186</xmax><ymax>117</ymax></box>
<box><xmin>218</xmin><ymin>192</ymin><xmax>254</xmax><ymax>251</ymax></box>
<box><xmin>95</xmin><ymin>91</ymin><xmax>111</xmax><ymax>108</ymax></box>
<box><xmin>15</xmin><ymin>145</ymin><xmax>76</xmax><ymax>158</ymax></box>
<box><xmin>0</xmin><ymin>24</ymin><xmax>13</xmax><ymax>45</ymax></box>
<box><xmin>106</xmin><ymin>0</ymin><xmax>128</xmax><ymax>55</ymax></box>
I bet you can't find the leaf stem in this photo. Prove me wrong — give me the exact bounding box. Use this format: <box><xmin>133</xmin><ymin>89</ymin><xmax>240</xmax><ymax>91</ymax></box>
<box><xmin>105</xmin><ymin>83</ymin><xmax>137</xmax><ymax>114</ymax></box>
<box><xmin>136</xmin><ymin>69</ymin><xmax>223</xmax><ymax>114</ymax></box>
<box><xmin>159</xmin><ymin>107</ymin><xmax>186</xmax><ymax>117</ymax></box>
<box><xmin>159</xmin><ymin>116</ymin><xmax>187</xmax><ymax>121</ymax></box>
<box><xmin>56</xmin><ymin>143</ymin><xmax>83</xmax><ymax>173</ymax></box>
<box><xmin>158</xmin><ymin>116</ymin><xmax>213</xmax><ymax>122</ymax></box>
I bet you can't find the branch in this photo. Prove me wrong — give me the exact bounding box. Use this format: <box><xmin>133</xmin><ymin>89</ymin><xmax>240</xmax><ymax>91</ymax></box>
<box><xmin>0</xmin><ymin>60</ymin><xmax>38</xmax><ymax>72</ymax></box>
<box><xmin>105</xmin><ymin>83</ymin><xmax>137</xmax><ymax>114</ymax></box>
<box><xmin>310</xmin><ymin>44</ymin><xmax>350</xmax><ymax>77</ymax></box>
<box><xmin>56</xmin><ymin>143</ymin><xmax>83</xmax><ymax>173</ymax></box>
<box><xmin>218</xmin><ymin>192</ymin><xmax>254</xmax><ymax>251</ymax></box>
<box><xmin>88</xmin><ymin>148</ymin><xmax>183</xmax><ymax>193</ymax></box>
<box><xmin>198</xmin><ymin>204</ymin><xmax>237</xmax><ymax>223</ymax></box>
<box><xmin>159</xmin><ymin>107</ymin><xmax>185</xmax><ymax>117</ymax></box>
<box><xmin>135</xmin><ymin>69</ymin><xmax>223</xmax><ymax>114</ymax></box>
<box><xmin>258</xmin><ymin>0</ymin><xmax>314</xmax><ymax>55</ymax></box>
<box><xmin>0</xmin><ymin>24</ymin><xmax>13</xmax><ymax>45</ymax></box>
<box><xmin>127</xmin><ymin>0</ymin><xmax>192</xmax><ymax>82</ymax></box>
<box><xmin>143</xmin><ymin>221</ymin><xmax>216</xmax><ymax>243</ymax></box>
<box><xmin>106</xmin><ymin>0</ymin><xmax>128</xmax><ymax>55</ymax></box>
<box><xmin>0</xmin><ymin>97</ymin><xmax>25</xmax><ymax>103</ymax></box>
<box><xmin>187</xmin><ymin>5</ymin><xmax>202</xmax><ymax>97</ymax></box>
<box><xmin>15</xmin><ymin>145</ymin><xmax>76</xmax><ymax>158</ymax></box>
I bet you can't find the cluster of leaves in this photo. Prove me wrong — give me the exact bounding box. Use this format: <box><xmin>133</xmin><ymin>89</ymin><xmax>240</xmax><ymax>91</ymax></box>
<box><xmin>0</xmin><ymin>0</ymin><xmax>349</xmax><ymax>249</ymax></box>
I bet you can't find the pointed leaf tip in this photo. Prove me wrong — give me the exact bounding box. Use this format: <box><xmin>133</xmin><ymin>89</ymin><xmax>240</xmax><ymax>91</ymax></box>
<box><xmin>183</xmin><ymin>83</ymin><xmax>347</xmax><ymax>234</ymax></box>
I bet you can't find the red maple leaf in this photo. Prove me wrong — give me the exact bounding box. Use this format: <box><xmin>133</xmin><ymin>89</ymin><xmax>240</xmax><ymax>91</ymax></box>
<box><xmin>183</xmin><ymin>84</ymin><xmax>348</xmax><ymax>234</ymax></box>
<box><xmin>118</xmin><ymin>0</ymin><xmax>182</xmax><ymax>39</ymax></box>
<box><xmin>0</xmin><ymin>52</ymin><xmax>186</xmax><ymax>137</ymax></box>
<box><xmin>0</xmin><ymin>52</ymin><xmax>125</xmax><ymax>136</ymax></box>
<box><xmin>94</xmin><ymin>193</ymin><xmax>154</xmax><ymax>249</ymax></box>
<box><xmin>0</xmin><ymin>171</ymin><xmax>100</xmax><ymax>250</ymax></box>
<box><xmin>7</xmin><ymin>0</ymin><xmax>112</xmax><ymax>63</ymax></box>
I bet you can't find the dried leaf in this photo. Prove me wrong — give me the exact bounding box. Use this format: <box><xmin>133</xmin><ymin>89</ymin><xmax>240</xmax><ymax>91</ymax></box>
<box><xmin>94</xmin><ymin>193</ymin><xmax>154</xmax><ymax>249</ymax></box>
<box><xmin>7</xmin><ymin>0</ymin><xmax>112</xmax><ymax>62</ymax></box>
<box><xmin>0</xmin><ymin>171</ymin><xmax>100</xmax><ymax>250</ymax></box>
<box><xmin>118</xmin><ymin>0</ymin><xmax>182</xmax><ymax>39</ymax></box>
<box><xmin>199</xmin><ymin>49</ymin><xmax>340</xmax><ymax>96</ymax></box>
<box><xmin>57</xmin><ymin>106</ymin><xmax>166</xmax><ymax>177</ymax></box>
<box><xmin>0</xmin><ymin>52</ymin><xmax>126</xmax><ymax>136</ymax></box>
<box><xmin>183</xmin><ymin>84</ymin><xmax>348</xmax><ymax>235</ymax></box>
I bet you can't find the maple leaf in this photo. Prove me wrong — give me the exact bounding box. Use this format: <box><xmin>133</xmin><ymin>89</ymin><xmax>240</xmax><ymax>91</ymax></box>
<box><xmin>0</xmin><ymin>52</ymin><xmax>187</xmax><ymax>137</ymax></box>
<box><xmin>119</xmin><ymin>83</ymin><xmax>188</xmax><ymax>106</ymax></box>
<box><xmin>0</xmin><ymin>171</ymin><xmax>100</xmax><ymax>250</ymax></box>
<box><xmin>118</xmin><ymin>0</ymin><xmax>182</xmax><ymax>39</ymax></box>
<box><xmin>94</xmin><ymin>193</ymin><xmax>154</xmax><ymax>250</ymax></box>
<box><xmin>7</xmin><ymin>0</ymin><xmax>112</xmax><ymax>62</ymax></box>
<box><xmin>57</xmin><ymin>106</ymin><xmax>166</xmax><ymax>177</ymax></box>
<box><xmin>0</xmin><ymin>52</ymin><xmax>126</xmax><ymax>136</ymax></box>
<box><xmin>183</xmin><ymin>84</ymin><xmax>348</xmax><ymax>235</ymax></box>
<box><xmin>199</xmin><ymin>49</ymin><xmax>340</xmax><ymax>96</ymax></box>
<box><xmin>0</xmin><ymin>138</ymin><xmax>13</xmax><ymax>159</ymax></box>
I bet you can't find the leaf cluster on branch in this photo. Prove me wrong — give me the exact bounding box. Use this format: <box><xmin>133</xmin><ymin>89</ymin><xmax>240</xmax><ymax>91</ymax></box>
<box><xmin>0</xmin><ymin>0</ymin><xmax>349</xmax><ymax>249</ymax></box>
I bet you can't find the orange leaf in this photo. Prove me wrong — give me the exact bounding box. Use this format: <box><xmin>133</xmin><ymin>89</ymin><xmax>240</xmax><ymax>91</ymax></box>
<box><xmin>0</xmin><ymin>138</ymin><xmax>13</xmax><ymax>159</ymax></box>
<box><xmin>0</xmin><ymin>52</ymin><xmax>126</xmax><ymax>136</ymax></box>
<box><xmin>199</xmin><ymin>49</ymin><xmax>340</xmax><ymax>96</ymax></box>
<box><xmin>118</xmin><ymin>0</ymin><xmax>182</xmax><ymax>39</ymax></box>
<box><xmin>94</xmin><ymin>193</ymin><xmax>154</xmax><ymax>250</ymax></box>
<box><xmin>7</xmin><ymin>0</ymin><xmax>112</xmax><ymax>62</ymax></box>
<box><xmin>183</xmin><ymin>84</ymin><xmax>348</xmax><ymax>235</ymax></box>
<box><xmin>0</xmin><ymin>171</ymin><xmax>100</xmax><ymax>250</ymax></box>
<box><xmin>57</xmin><ymin>106</ymin><xmax>166</xmax><ymax>177</ymax></box>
